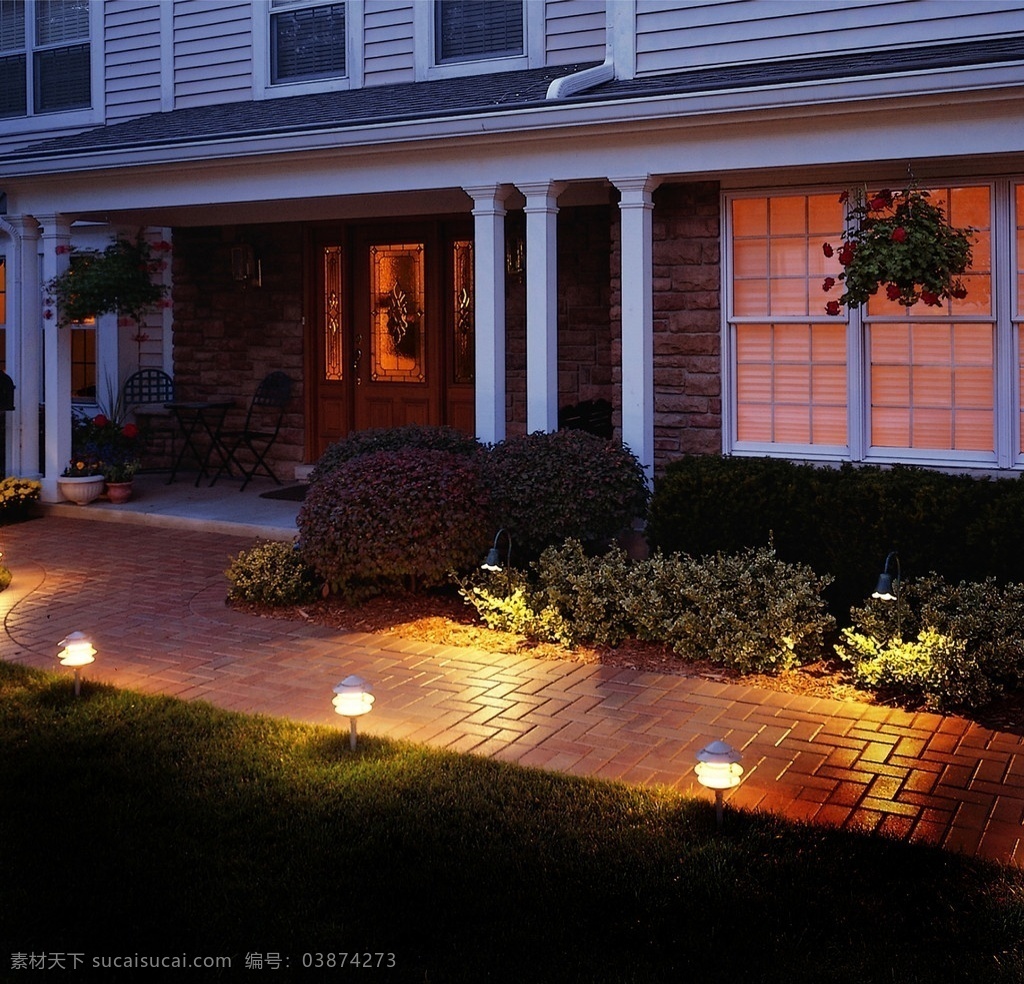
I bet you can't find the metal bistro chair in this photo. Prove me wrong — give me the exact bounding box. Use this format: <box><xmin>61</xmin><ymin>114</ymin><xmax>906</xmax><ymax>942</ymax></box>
<box><xmin>211</xmin><ymin>371</ymin><xmax>293</xmax><ymax>491</ymax></box>
<box><xmin>121</xmin><ymin>368</ymin><xmax>177</xmax><ymax>467</ymax></box>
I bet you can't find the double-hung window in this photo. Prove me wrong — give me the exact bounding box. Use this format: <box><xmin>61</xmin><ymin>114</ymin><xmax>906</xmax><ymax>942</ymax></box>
<box><xmin>0</xmin><ymin>0</ymin><xmax>91</xmax><ymax>119</ymax></box>
<box><xmin>725</xmin><ymin>182</ymin><xmax>1018</xmax><ymax>470</ymax></box>
<box><xmin>435</xmin><ymin>0</ymin><xmax>523</xmax><ymax>64</ymax></box>
<box><xmin>270</xmin><ymin>0</ymin><xmax>346</xmax><ymax>85</ymax></box>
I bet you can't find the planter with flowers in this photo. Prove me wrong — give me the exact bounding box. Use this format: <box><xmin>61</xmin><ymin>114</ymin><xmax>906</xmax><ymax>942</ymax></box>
<box><xmin>0</xmin><ymin>477</ymin><xmax>42</xmax><ymax>524</ymax></box>
<box><xmin>822</xmin><ymin>185</ymin><xmax>975</xmax><ymax>315</ymax></box>
<box><xmin>58</xmin><ymin>412</ymin><xmax>141</xmax><ymax>505</ymax></box>
<box><xmin>46</xmin><ymin>234</ymin><xmax>170</xmax><ymax>328</ymax></box>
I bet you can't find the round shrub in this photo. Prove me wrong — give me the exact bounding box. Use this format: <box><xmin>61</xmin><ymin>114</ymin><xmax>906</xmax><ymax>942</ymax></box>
<box><xmin>225</xmin><ymin>541</ymin><xmax>318</xmax><ymax>606</ymax></box>
<box><xmin>299</xmin><ymin>448</ymin><xmax>493</xmax><ymax>598</ymax></box>
<box><xmin>310</xmin><ymin>424</ymin><xmax>484</xmax><ymax>483</ymax></box>
<box><xmin>486</xmin><ymin>430</ymin><xmax>649</xmax><ymax>560</ymax></box>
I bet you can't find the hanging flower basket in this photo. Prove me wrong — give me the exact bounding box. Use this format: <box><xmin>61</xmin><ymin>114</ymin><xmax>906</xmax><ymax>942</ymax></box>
<box><xmin>46</xmin><ymin>234</ymin><xmax>171</xmax><ymax>327</ymax></box>
<box><xmin>822</xmin><ymin>185</ymin><xmax>975</xmax><ymax>315</ymax></box>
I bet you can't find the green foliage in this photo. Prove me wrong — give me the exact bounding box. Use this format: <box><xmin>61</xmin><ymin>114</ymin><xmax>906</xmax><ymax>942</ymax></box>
<box><xmin>299</xmin><ymin>448</ymin><xmax>493</xmax><ymax>599</ymax></box>
<box><xmin>839</xmin><ymin>575</ymin><xmax>1024</xmax><ymax>711</ymax></box>
<box><xmin>460</xmin><ymin>539</ymin><xmax>835</xmax><ymax>674</ymax></box>
<box><xmin>225</xmin><ymin>540</ymin><xmax>318</xmax><ymax>606</ymax></box>
<box><xmin>46</xmin><ymin>235</ymin><xmax>170</xmax><ymax>327</ymax></box>
<box><xmin>823</xmin><ymin>185</ymin><xmax>974</xmax><ymax>312</ymax></box>
<box><xmin>310</xmin><ymin>423</ymin><xmax>484</xmax><ymax>483</ymax></box>
<box><xmin>486</xmin><ymin>429</ymin><xmax>650</xmax><ymax>560</ymax></box>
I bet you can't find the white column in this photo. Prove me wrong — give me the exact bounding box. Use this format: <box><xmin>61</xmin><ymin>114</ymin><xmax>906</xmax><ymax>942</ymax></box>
<box><xmin>4</xmin><ymin>216</ymin><xmax>42</xmax><ymax>478</ymax></box>
<box><xmin>518</xmin><ymin>181</ymin><xmax>564</xmax><ymax>434</ymax></box>
<box><xmin>38</xmin><ymin>214</ymin><xmax>72</xmax><ymax>501</ymax></box>
<box><xmin>612</xmin><ymin>176</ymin><xmax>659</xmax><ymax>483</ymax></box>
<box><xmin>465</xmin><ymin>184</ymin><xmax>510</xmax><ymax>445</ymax></box>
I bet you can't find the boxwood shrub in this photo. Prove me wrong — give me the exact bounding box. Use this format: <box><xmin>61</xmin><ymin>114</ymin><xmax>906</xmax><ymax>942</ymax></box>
<box><xmin>299</xmin><ymin>448</ymin><xmax>493</xmax><ymax>599</ymax></box>
<box><xmin>225</xmin><ymin>541</ymin><xmax>318</xmax><ymax>606</ymax></box>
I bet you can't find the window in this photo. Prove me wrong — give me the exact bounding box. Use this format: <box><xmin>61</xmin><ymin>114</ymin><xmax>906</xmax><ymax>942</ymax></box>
<box><xmin>725</xmin><ymin>182</ymin><xmax>1019</xmax><ymax>470</ymax></box>
<box><xmin>0</xmin><ymin>0</ymin><xmax>90</xmax><ymax>119</ymax></box>
<box><xmin>270</xmin><ymin>0</ymin><xmax>345</xmax><ymax>85</ymax></box>
<box><xmin>435</xmin><ymin>0</ymin><xmax>523</xmax><ymax>64</ymax></box>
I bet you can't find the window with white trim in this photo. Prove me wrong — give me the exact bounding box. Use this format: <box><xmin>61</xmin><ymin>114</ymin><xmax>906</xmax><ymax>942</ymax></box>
<box><xmin>435</xmin><ymin>0</ymin><xmax>523</xmax><ymax>64</ymax></box>
<box><xmin>270</xmin><ymin>0</ymin><xmax>346</xmax><ymax>85</ymax></box>
<box><xmin>0</xmin><ymin>0</ymin><xmax>90</xmax><ymax>119</ymax></box>
<box><xmin>725</xmin><ymin>182</ymin><xmax>1020</xmax><ymax>470</ymax></box>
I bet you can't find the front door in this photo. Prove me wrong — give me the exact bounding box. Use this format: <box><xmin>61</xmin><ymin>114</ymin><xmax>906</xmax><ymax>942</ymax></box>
<box><xmin>309</xmin><ymin>222</ymin><xmax>475</xmax><ymax>457</ymax></box>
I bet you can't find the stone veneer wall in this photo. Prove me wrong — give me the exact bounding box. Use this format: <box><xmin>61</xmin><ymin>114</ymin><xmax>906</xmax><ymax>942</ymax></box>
<box><xmin>171</xmin><ymin>225</ymin><xmax>306</xmax><ymax>479</ymax></box>
<box><xmin>611</xmin><ymin>181</ymin><xmax>722</xmax><ymax>473</ymax></box>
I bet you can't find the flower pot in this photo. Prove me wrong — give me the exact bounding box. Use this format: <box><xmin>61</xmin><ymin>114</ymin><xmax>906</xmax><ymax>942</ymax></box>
<box><xmin>57</xmin><ymin>475</ymin><xmax>106</xmax><ymax>506</ymax></box>
<box><xmin>105</xmin><ymin>481</ymin><xmax>134</xmax><ymax>504</ymax></box>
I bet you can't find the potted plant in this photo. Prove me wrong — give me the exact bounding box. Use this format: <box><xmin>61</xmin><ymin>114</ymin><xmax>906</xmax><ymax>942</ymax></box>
<box><xmin>58</xmin><ymin>411</ymin><xmax>140</xmax><ymax>505</ymax></box>
<box><xmin>103</xmin><ymin>455</ymin><xmax>141</xmax><ymax>504</ymax></box>
<box><xmin>46</xmin><ymin>234</ymin><xmax>171</xmax><ymax>328</ymax></box>
<box><xmin>822</xmin><ymin>184</ymin><xmax>975</xmax><ymax>314</ymax></box>
<box><xmin>0</xmin><ymin>477</ymin><xmax>42</xmax><ymax>524</ymax></box>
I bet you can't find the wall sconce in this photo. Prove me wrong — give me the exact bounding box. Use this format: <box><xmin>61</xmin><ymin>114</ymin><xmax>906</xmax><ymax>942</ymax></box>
<box><xmin>58</xmin><ymin>631</ymin><xmax>96</xmax><ymax>697</ymax></box>
<box><xmin>695</xmin><ymin>739</ymin><xmax>743</xmax><ymax>828</ymax></box>
<box><xmin>230</xmin><ymin>244</ymin><xmax>262</xmax><ymax>288</ymax></box>
<box><xmin>505</xmin><ymin>232</ymin><xmax>524</xmax><ymax>281</ymax></box>
<box><xmin>332</xmin><ymin>675</ymin><xmax>374</xmax><ymax>749</ymax></box>
<box><xmin>872</xmin><ymin>550</ymin><xmax>902</xmax><ymax>639</ymax></box>
<box><xmin>481</xmin><ymin>529</ymin><xmax>512</xmax><ymax>571</ymax></box>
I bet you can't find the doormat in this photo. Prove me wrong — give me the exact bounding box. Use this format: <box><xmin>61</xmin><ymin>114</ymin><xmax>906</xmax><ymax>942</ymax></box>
<box><xmin>259</xmin><ymin>484</ymin><xmax>309</xmax><ymax>502</ymax></box>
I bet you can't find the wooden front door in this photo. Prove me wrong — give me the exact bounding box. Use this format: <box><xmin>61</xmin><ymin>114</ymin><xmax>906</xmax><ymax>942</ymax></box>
<box><xmin>309</xmin><ymin>222</ymin><xmax>475</xmax><ymax>458</ymax></box>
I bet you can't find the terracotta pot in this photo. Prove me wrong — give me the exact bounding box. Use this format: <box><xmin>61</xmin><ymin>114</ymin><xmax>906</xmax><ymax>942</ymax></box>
<box><xmin>57</xmin><ymin>475</ymin><xmax>106</xmax><ymax>506</ymax></box>
<box><xmin>105</xmin><ymin>481</ymin><xmax>134</xmax><ymax>504</ymax></box>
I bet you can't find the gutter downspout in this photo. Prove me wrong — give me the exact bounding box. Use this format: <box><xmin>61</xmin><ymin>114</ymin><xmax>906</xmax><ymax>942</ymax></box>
<box><xmin>546</xmin><ymin>55</ymin><xmax>615</xmax><ymax>100</ymax></box>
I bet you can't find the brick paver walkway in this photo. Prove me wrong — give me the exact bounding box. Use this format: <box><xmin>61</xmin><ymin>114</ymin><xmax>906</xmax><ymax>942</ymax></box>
<box><xmin>3</xmin><ymin>516</ymin><xmax>1022</xmax><ymax>866</ymax></box>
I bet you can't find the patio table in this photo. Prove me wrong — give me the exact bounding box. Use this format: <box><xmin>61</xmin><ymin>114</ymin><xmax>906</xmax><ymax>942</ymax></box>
<box><xmin>165</xmin><ymin>400</ymin><xmax>234</xmax><ymax>486</ymax></box>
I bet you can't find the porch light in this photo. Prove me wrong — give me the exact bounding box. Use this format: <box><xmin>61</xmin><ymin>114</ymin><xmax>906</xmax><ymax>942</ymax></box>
<box><xmin>58</xmin><ymin>631</ymin><xmax>96</xmax><ymax>697</ymax></box>
<box><xmin>695</xmin><ymin>739</ymin><xmax>743</xmax><ymax>827</ymax></box>
<box><xmin>872</xmin><ymin>550</ymin><xmax>902</xmax><ymax>638</ymax></box>
<box><xmin>481</xmin><ymin>529</ymin><xmax>512</xmax><ymax>572</ymax></box>
<box><xmin>332</xmin><ymin>675</ymin><xmax>374</xmax><ymax>750</ymax></box>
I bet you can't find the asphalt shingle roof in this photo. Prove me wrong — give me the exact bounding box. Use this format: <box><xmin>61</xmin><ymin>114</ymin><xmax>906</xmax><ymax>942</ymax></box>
<box><xmin>7</xmin><ymin>35</ymin><xmax>1024</xmax><ymax>162</ymax></box>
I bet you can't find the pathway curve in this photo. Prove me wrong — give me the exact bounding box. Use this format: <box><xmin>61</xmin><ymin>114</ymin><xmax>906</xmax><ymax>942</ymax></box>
<box><xmin>2</xmin><ymin>516</ymin><xmax>1022</xmax><ymax>866</ymax></box>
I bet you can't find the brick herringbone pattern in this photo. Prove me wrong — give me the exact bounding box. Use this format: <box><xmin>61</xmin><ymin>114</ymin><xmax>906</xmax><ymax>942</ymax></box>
<box><xmin>2</xmin><ymin>517</ymin><xmax>1022</xmax><ymax>866</ymax></box>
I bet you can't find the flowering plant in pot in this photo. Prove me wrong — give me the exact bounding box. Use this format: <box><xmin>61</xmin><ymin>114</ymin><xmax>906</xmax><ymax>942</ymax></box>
<box><xmin>822</xmin><ymin>185</ymin><xmax>975</xmax><ymax>315</ymax></box>
<box><xmin>46</xmin><ymin>234</ymin><xmax>171</xmax><ymax>328</ymax></box>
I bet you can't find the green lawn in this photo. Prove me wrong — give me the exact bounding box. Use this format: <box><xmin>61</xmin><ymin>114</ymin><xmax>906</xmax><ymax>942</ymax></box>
<box><xmin>1</xmin><ymin>660</ymin><xmax>1022</xmax><ymax>983</ymax></box>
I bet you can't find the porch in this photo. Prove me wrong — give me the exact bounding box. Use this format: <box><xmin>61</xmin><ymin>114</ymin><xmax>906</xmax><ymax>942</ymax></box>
<box><xmin>38</xmin><ymin>471</ymin><xmax>303</xmax><ymax>541</ymax></box>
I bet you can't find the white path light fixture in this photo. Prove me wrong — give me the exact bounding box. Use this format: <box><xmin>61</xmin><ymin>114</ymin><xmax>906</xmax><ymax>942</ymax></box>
<box><xmin>333</xmin><ymin>675</ymin><xmax>374</xmax><ymax>750</ymax></box>
<box><xmin>695</xmin><ymin>739</ymin><xmax>743</xmax><ymax>827</ymax></box>
<box><xmin>481</xmin><ymin>529</ymin><xmax>512</xmax><ymax>572</ymax></box>
<box><xmin>58</xmin><ymin>631</ymin><xmax>96</xmax><ymax>697</ymax></box>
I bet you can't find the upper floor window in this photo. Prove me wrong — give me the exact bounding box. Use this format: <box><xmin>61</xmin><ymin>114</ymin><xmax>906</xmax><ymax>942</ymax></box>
<box><xmin>270</xmin><ymin>0</ymin><xmax>346</xmax><ymax>85</ymax></box>
<box><xmin>0</xmin><ymin>0</ymin><xmax>90</xmax><ymax>118</ymax></box>
<box><xmin>435</xmin><ymin>0</ymin><xmax>523</xmax><ymax>64</ymax></box>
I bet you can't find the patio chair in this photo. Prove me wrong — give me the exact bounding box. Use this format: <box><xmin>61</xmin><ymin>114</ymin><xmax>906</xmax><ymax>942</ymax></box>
<box><xmin>211</xmin><ymin>371</ymin><xmax>293</xmax><ymax>491</ymax></box>
<box><xmin>122</xmin><ymin>368</ymin><xmax>177</xmax><ymax>467</ymax></box>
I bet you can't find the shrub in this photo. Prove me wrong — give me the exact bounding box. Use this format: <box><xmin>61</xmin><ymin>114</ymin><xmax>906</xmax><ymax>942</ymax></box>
<box><xmin>459</xmin><ymin>539</ymin><xmax>835</xmax><ymax>674</ymax></box>
<box><xmin>225</xmin><ymin>541</ymin><xmax>318</xmax><ymax>606</ymax></box>
<box><xmin>310</xmin><ymin>424</ymin><xmax>484</xmax><ymax>483</ymax></box>
<box><xmin>299</xmin><ymin>448</ymin><xmax>492</xmax><ymax>599</ymax></box>
<box><xmin>0</xmin><ymin>565</ymin><xmax>11</xmax><ymax>592</ymax></box>
<box><xmin>486</xmin><ymin>430</ymin><xmax>649</xmax><ymax>560</ymax></box>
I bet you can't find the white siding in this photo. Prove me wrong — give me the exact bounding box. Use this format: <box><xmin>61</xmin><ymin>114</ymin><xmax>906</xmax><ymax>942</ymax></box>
<box><xmin>173</xmin><ymin>0</ymin><xmax>253</xmax><ymax>108</ymax></box>
<box><xmin>546</xmin><ymin>0</ymin><xmax>605</xmax><ymax>66</ymax></box>
<box><xmin>635</xmin><ymin>0</ymin><xmax>1024</xmax><ymax>75</ymax></box>
<box><xmin>364</xmin><ymin>1</ymin><xmax>415</xmax><ymax>86</ymax></box>
<box><xmin>104</xmin><ymin>0</ymin><xmax>163</xmax><ymax>122</ymax></box>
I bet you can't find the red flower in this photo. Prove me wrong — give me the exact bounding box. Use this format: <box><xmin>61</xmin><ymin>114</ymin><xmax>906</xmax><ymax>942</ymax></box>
<box><xmin>869</xmin><ymin>189</ymin><xmax>894</xmax><ymax>210</ymax></box>
<box><xmin>822</xmin><ymin>242</ymin><xmax>834</xmax><ymax>257</ymax></box>
<box><xmin>891</xmin><ymin>227</ymin><xmax>907</xmax><ymax>243</ymax></box>
<box><xmin>55</xmin><ymin>244</ymin><xmax>72</xmax><ymax>254</ymax></box>
<box><xmin>837</xmin><ymin>243</ymin><xmax>856</xmax><ymax>266</ymax></box>
<box><xmin>92</xmin><ymin>414</ymin><xmax>108</xmax><ymax>428</ymax></box>
<box><xmin>822</xmin><ymin>276</ymin><xmax>836</xmax><ymax>292</ymax></box>
<box><xmin>838</xmin><ymin>191</ymin><xmax>849</xmax><ymax>204</ymax></box>
<box><xmin>122</xmin><ymin>423</ymin><xmax>139</xmax><ymax>439</ymax></box>
<box><xmin>825</xmin><ymin>300</ymin><xmax>842</xmax><ymax>316</ymax></box>
<box><xmin>885</xmin><ymin>284</ymin><xmax>902</xmax><ymax>301</ymax></box>
<box><xmin>951</xmin><ymin>284</ymin><xmax>968</xmax><ymax>299</ymax></box>
<box><xmin>921</xmin><ymin>290</ymin><xmax>942</xmax><ymax>306</ymax></box>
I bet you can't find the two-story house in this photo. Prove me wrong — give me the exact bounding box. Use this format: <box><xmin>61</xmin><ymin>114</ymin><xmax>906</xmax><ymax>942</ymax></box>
<box><xmin>2</xmin><ymin>1</ymin><xmax>1024</xmax><ymax>501</ymax></box>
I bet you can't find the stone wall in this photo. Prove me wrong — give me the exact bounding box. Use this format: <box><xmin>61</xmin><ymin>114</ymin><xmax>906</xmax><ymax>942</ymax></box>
<box><xmin>612</xmin><ymin>181</ymin><xmax>722</xmax><ymax>472</ymax></box>
<box><xmin>171</xmin><ymin>225</ymin><xmax>306</xmax><ymax>480</ymax></box>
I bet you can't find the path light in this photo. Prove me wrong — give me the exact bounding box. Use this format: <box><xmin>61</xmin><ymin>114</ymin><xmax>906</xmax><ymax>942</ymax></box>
<box><xmin>481</xmin><ymin>529</ymin><xmax>512</xmax><ymax>571</ymax></box>
<box><xmin>332</xmin><ymin>675</ymin><xmax>374</xmax><ymax>750</ymax></box>
<box><xmin>695</xmin><ymin>739</ymin><xmax>743</xmax><ymax>828</ymax></box>
<box><xmin>58</xmin><ymin>631</ymin><xmax>96</xmax><ymax>697</ymax></box>
<box><xmin>872</xmin><ymin>550</ymin><xmax>902</xmax><ymax>639</ymax></box>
